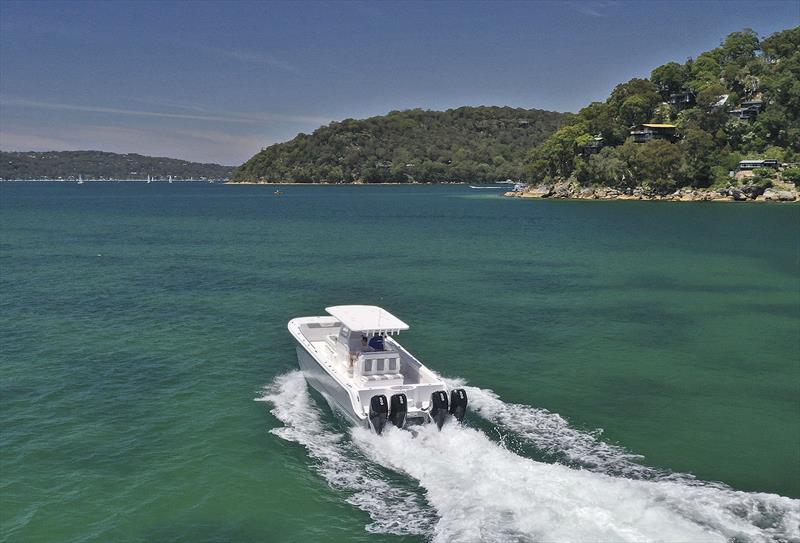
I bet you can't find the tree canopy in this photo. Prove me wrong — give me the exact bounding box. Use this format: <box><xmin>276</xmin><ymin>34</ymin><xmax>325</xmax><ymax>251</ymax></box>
<box><xmin>232</xmin><ymin>106</ymin><xmax>566</xmax><ymax>183</ymax></box>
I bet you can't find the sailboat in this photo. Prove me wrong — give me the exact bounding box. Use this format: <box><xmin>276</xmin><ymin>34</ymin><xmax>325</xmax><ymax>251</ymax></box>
<box><xmin>168</xmin><ymin>175</ymin><xmax>173</xmax><ymax>184</ymax></box>
<box><xmin>77</xmin><ymin>175</ymin><xmax>84</xmax><ymax>185</ymax></box>
<box><xmin>146</xmin><ymin>175</ymin><xmax>152</xmax><ymax>184</ymax></box>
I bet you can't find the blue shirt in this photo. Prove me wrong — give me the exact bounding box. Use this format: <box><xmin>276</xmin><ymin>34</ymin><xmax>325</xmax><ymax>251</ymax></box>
<box><xmin>368</xmin><ymin>335</ymin><xmax>384</xmax><ymax>351</ymax></box>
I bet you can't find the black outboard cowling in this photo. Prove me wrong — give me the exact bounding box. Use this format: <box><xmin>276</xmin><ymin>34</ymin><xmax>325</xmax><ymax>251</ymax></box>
<box><xmin>430</xmin><ymin>391</ymin><xmax>449</xmax><ymax>430</ymax></box>
<box><xmin>369</xmin><ymin>395</ymin><xmax>388</xmax><ymax>435</ymax></box>
<box><xmin>449</xmin><ymin>388</ymin><xmax>468</xmax><ymax>422</ymax></box>
<box><xmin>389</xmin><ymin>393</ymin><xmax>407</xmax><ymax>429</ymax></box>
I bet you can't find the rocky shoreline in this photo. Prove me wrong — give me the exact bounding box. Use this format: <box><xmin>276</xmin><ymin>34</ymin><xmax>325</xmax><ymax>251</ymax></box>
<box><xmin>505</xmin><ymin>181</ymin><xmax>798</xmax><ymax>202</ymax></box>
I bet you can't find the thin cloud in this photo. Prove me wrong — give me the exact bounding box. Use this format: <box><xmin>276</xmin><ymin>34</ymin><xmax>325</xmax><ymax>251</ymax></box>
<box><xmin>193</xmin><ymin>44</ymin><xmax>303</xmax><ymax>75</ymax></box>
<box><xmin>0</xmin><ymin>131</ymin><xmax>74</xmax><ymax>151</ymax></box>
<box><xmin>0</xmin><ymin>97</ymin><xmax>331</xmax><ymax>126</ymax></box>
<box><xmin>569</xmin><ymin>1</ymin><xmax>620</xmax><ymax>18</ymax></box>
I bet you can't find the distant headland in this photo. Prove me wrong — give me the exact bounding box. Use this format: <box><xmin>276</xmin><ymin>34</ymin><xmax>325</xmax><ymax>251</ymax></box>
<box><xmin>230</xmin><ymin>106</ymin><xmax>567</xmax><ymax>183</ymax></box>
<box><xmin>0</xmin><ymin>151</ymin><xmax>234</xmax><ymax>181</ymax></box>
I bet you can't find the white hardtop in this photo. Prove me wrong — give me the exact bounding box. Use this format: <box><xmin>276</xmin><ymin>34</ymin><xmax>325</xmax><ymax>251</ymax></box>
<box><xmin>325</xmin><ymin>305</ymin><xmax>409</xmax><ymax>335</ymax></box>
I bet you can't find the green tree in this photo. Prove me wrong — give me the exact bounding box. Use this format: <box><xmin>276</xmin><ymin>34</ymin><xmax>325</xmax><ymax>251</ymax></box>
<box><xmin>781</xmin><ymin>167</ymin><xmax>800</xmax><ymax>187</ymax></box>
<box><xmin>574</xmin><ymin>147</ymin><xmax>628</xmax><ymax>187</ymax></box>
<box><xmin>528</xmin><ymin>122</ymin><xmax>589</xmax><ymax>181</ymax></box>
<box><xmin>678</xmin><ymin>128</ymin><xmax>716</xmax><ymax>185</ymax></box>
<box><xmin>651</xmin><ymin>62</ymin><xmax>689</xmax><ymax>97</ymax></box>
<box><xmin>718</xmin><ymin>29</ymin><xmax>760</xmax><ymax>65</ymax></box>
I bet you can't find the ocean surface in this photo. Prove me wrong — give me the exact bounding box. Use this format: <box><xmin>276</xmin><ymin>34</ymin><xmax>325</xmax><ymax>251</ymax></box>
<box><xmin>1</xmin><ymin>181</ymin><xmax>798</xmax><ymax>542</ymax></box>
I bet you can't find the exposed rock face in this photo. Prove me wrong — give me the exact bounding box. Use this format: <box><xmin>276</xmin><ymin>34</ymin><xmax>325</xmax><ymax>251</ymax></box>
<box><xmin>763</xmin><ymin>188</ymin><xmax>798</xmax><ymax>201</ymax></box>
<box><xmin>519</xmin><ymin>185</ymin><xmax>553</xmax><ymax>198</ymax></box>
<box><xmin>505</xmin><ymin>182</ymin><xmax>798</xmax><ymax>202</ymax></box>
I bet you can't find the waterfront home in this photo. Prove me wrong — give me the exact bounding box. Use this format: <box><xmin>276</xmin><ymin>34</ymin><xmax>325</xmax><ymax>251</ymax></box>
<box><xmin>738</xmin><ymin>159</ymin><xmax>780</xmax><ymax>171</ymax></box>
<box><xmin>630</xmin><ymin>124</ymin><xmax>678</xmax><ymax>143</ymax></box>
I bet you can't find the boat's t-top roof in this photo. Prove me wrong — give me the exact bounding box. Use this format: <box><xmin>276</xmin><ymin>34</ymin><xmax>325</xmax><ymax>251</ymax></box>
<box><xmin>325</xmin><ymin>305</ymin><xmax>409</xmax><ymax>334</ymax></box>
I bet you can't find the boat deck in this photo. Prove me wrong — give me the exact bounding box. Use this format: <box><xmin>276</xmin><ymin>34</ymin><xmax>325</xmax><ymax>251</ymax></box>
<box><xmin>309</xmin><ymin>340</ymin><xmax>412</xmax><ymax>388</ymax></box>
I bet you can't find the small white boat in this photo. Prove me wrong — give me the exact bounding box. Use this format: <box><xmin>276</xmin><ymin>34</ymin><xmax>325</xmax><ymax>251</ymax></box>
<box><xmin>288</xmin><ymin>305</ymin><xmax>467</xmax><ymax>434</ymax></box>
<box><xmin>77</xmin><ymin>175</ymin><xmax>84</xmax><ymax>185</ymax></box>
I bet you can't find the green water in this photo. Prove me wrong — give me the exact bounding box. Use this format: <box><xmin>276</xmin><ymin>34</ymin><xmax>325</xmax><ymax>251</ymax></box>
<box><xmin>1</xmin><ymin>182</ymin><xmax>798</xmax><ymax>542</ymax></box>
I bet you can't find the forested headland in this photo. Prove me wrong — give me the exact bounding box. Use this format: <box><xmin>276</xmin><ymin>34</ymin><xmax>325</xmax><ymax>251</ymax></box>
<box><xmin>0</xmin><ymin>151</ymin><xmax>235</xmax><ymax>180</ymax></box>
<box><xmin>525</xmin><ymin>26</ymin><xmax>800</xmax><ymax>196</ymax></box>
<box><xmin>232</xmin><ymin>107</ymin><xmax>566</xmax><ymax>183</ymax></box>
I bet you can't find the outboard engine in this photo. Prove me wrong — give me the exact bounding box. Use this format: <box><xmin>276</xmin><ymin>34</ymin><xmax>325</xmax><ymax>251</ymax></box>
<box><xmin>449</xmin><ymin>388</ymin><xmax>468</xmax><ymax>423</ymax></box>
<box><xmin>369</xmin><ymin>395</ymin><xmax>388</xmax><ymax>435</ymax></box>
<box><xmin>430</xmin><ymin>390</ymin><xmax>449</xmax><ymax>430</ymax></box>
<box><xmin>389</xmin><ymin>393</ymin><xmax>407</xmax><ymax>429</ymax></box>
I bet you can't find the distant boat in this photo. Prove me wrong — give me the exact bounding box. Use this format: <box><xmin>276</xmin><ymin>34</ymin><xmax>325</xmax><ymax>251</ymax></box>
<box><xmin>469</xmin><ymin>185</ymin><xmax>503</xmax><ymax>189</ymax></box>
<box><xmin>274</xmin><ymin>190</ymin><xmax>283</xmax><ymax>196</ymax></box>
<box><xmin>147</xmin><ymin>175</ymin><xmax>152</xmax><ymax>184</ymax></box>
<box><xmin>168</xmin><ymin>175</ymin><xmax>172</xmax><ymax>183</ymax></box>
<box><xmin>77</xmin><ymin>175</ymin><xmax>84</xmax><ymax>185</ymax></box>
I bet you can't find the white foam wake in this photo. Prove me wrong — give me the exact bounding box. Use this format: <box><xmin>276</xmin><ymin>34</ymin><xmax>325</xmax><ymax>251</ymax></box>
<box><xmin>262</xmin><ymin>372</ymin><xmax>800</xmax><ymax>542</ymax></box>
<box><xmin>450</xmin><ymin>379</ymin><xmax>671</xmax><ymax>480</ymax></box>
<box><xmin>354</xmin><ymin>422</ymin><xmax>799</xmax><ymax>543</ymax></box>
<box><xmin>256</xmin><ymin>372</ymin><xmax>435</xmax><ymax>536</ymax></box>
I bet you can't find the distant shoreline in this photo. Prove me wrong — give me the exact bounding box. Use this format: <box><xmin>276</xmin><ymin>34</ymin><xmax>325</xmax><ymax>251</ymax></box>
<box><xmin>225</xmin><ymin>180</ymin><xmax>467</xmax><ymax>185</ymax></box>
<box><xmin>0</xmin><ymin>178</ymin><xmax>229</xmax><ymax>183</ymax></box>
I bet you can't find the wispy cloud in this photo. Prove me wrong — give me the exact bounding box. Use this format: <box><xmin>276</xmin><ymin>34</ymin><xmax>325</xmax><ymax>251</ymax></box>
<box><xmin>193</xmin><ymin>44</ymin><xmax>303</xmax><ymax>75</ymax></box>
<box><xmin>0</xmin><ymin>131</ymin><xmax>74</xmax><ymax>151</ymax></box>
<box><xmin>0</xmin><ymin>97</ymin><xmax>332</xmax><ymax>126</ymax></box>
<box><xmin>569</xmin><ymin>1</ymin><xmax>620</xmax><ymax>18</ymax></box>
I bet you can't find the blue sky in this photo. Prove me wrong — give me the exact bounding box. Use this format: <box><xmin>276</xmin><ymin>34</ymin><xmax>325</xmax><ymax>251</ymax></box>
<box><xmin>0</xmin><ymin>1</ymin><xmax>797</xmax><ymax>165</ymax></box>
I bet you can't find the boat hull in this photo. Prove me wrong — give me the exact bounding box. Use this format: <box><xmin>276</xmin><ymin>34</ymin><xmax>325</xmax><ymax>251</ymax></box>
<box><xmin>294</xmin><ymin>343</ymin><xmax>368</xmax><ymax>428</ymax></box>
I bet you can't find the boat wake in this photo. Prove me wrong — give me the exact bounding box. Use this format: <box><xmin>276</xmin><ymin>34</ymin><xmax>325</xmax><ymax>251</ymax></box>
<box><xmin>259</xmin><ymin>371</ymin><xmax>799</xmax><ymax>542</ymax></box>
<box><xmin>447</xmin><ymin>377</ymin><xmax>678</xmax><ymax>481</ymax></box>
<box><xmin>256</xmin><ymin>372</ymin><xmax>436</xmax><ymax>536</ymax></box>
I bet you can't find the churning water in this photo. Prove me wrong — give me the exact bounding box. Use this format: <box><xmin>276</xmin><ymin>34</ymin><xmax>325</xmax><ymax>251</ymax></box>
<box><xmin>261</xmin><ymin>371</ymin><xmax>799</xmax><ymax>543</ymax></box>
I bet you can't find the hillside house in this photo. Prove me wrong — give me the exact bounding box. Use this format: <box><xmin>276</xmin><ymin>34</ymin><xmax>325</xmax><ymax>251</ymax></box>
<box><xmin>738</xmin><ymin>159</ymin><xmax>780</xmax><ymax>171</ymax></box>
<box><xmin>583</xmin><ymin>135</ymin><xmax>604</xmax><ymax>155</ymax></box>
<box><xmin>669</xmin><ymin>91</ymin><xmax>695</xmax><ymax>109</ymax></box>
<box><xmin>630</xmin><ymin>124</ymin><xmax>678</xmax><ymax>143</ymax></box>
<box><xmin>731</xmin><ymin>100</ymin><xmax>765</xmax><ymax>120</ymax></box>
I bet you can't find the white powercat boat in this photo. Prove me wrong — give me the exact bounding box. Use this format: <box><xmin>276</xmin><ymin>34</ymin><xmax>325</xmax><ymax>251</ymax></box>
<box><xmin>288</xmin><ymin>305</ymin><xmax>467</xmax><ymax>434</ymax></box>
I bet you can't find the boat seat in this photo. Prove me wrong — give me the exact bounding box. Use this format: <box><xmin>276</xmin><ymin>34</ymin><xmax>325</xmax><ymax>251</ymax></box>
<box><xmin>360</xmin><ymin>373</ymin><xmax>404</xmax><ymax>387</ymax></box>
<box><xmin>357</xmin><ymin>353</ymin><xmax>403</xmax><ymax>387</ymax></box>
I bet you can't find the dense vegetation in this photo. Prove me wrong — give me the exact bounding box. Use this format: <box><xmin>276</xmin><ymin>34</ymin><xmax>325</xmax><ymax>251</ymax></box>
<box><xmin>233</xmin><ymin>107</ymin><xmax>566</xmax><ymax>183</ymax></box>
<box><xmin>528</xmin><ymin>27</ymin><xmax>800</xmax><ymax>191</ymax></box>
<box><xmin>0</xmin><ymin>151</ymin><xmax>234</xmax><ymax>180</ymax></box>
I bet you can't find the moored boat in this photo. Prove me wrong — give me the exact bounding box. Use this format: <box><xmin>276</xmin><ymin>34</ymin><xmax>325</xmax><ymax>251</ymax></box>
<box><xmin>288</xmin><ymin>305</ymin><xmax>467</xmax><ymax>434</ymax></box>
